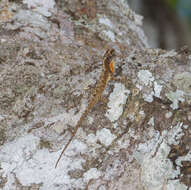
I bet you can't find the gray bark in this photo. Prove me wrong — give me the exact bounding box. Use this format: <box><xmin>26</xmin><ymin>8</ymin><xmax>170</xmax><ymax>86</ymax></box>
<box><xmin>0</xmin><ymin>0</ymin><xmax>190</xmax><ymax>189</ymax></box>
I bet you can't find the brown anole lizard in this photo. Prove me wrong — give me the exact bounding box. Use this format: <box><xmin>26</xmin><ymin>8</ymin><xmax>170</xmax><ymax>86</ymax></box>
<box><xmin>55</xmin><ymin>49</ymin><xmax>116</xmax><ymax>168</ymax></box>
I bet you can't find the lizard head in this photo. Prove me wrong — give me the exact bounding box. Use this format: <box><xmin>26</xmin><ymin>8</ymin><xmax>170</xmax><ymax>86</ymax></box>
<box><xmin>103</xmin><ymin>49</ymin><xmax>116</xmax><ymax>74</ymax></box>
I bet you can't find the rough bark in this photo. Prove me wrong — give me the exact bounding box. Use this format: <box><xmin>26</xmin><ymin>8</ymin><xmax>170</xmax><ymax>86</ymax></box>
<box><xmin>0</xmin><ymin>0</ymin><xmax>190</xmax><ymax>190</ymax></box>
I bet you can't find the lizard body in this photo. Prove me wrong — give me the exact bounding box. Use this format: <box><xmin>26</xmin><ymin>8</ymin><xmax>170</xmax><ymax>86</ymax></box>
<box><xmin>55</xmin><ymin>49</ymin><xmax>116</xmax><ymax>168</ymax></box>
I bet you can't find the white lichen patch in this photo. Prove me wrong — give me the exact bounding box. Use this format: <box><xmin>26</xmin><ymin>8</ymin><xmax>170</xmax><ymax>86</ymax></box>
<box><xmin>142</xmin><ymin>80</ymin><xmax>163</xmax><ymax>103</ymax></box>
<box><xmin>99</xmin><ymin>17</ymin><xmax>113</xmax><ymax>28</ymax></box>
<box><xmin>134</xmin><ymin>122</ymin><xmax>190</xmax><ymax>190</ymax></box>
<box><xmin>104</xmin><ymin>159</ymin><xmax>124</xmax><ymax>180</ymax></box>
<box><xmin>136</xmin><ymin>83</ymin><xmax>143</xmax><ymax>91</ymax></box>
<box><xmin>140</xmin><ymin>144</ymin><xmax>178</xmax><ymax>190</ymax></box>
<box><xmin>166</xmin><ymin>90</ymin><xmax>185</xmax><ymax>110</ymax></box>
<box><xmin>0</xmin><ymin>134</ymin><xmax>86</xmax><ymax>190</ymax></box>
<box><xmin>100</xmin><ymin>30</ymin><xmax>115</xmax><ymax>42</ymax></box>
<box><xmin>0</xmin><ymin>114</ymin><xmax>4</xmax><ymax>121</ymax></box>
<box><xmin>86</xmin><ymin>133</ymin><xmax>97</xmax><ymax>144</ymax></box>
<box><xmin>137</xmin><ymin>70</ymin><xmax>154</xmax><ymax>86</ymax></box>
<box><xmin>154</xmin><ymin>81</ymin><xmax>162</xmax><ymax>98</ymax></box>
<box><xmin>165</xmin><ymin>111</ymin><xmax>173</xmax><ymax>119</ymax></box>
<box><xmin>83</xmin><ymin>168</ymin><xmax>101</xmax><ymax>182</ymax></box>
<box><xmin>64</xmin><ymin>139</ymin><xmax>87</xmax><ymax>155</ymax></box>
<box><xmin>53</xmin><ymin>120</ymin><xmax>67</xmax><ymax>134</ymax></box>
<box><xmin>143</xmin><ymin>93</ymin><xmax>153</xmax><ymax>103</ymax></box>
<box><xmin>148</xmin><ymin>117</ymin><xmax>154</xmax><ymax>126</ymax></box>
<box><xmin>106</xmin><ymin>83</ymin><xmax>130</xmax><ymax>122</ymax></box>
<box><xmin>167</xmin><ymin>122</ymin><xmax>184</xmax><ymax>145</ymax></box>
<box><xmin>134</xmin><ymin>14</ymin><xmax>143</xmax><ymax>26</ymax></box>
<box><xmin>117</xmin><ymin>133</ymin><xmax>130</xmax><ymax>149</ymax></box>
<box><xmin>96</xmin><ymin>128</ymin><xmax>116</xmax><ymax>146</ymax></box>
<box><xmin>1</xmin><ymin>38</ymin><xmax>6</xmax><ymax>43</ymax></box>
<box><xmin>173</xmin><ymin>72</ymin><xmax>191</xmax><ymax>95</ymax></box>
<box><xmin>166</xmin><ymin>180</ymin><xmax>188</xmax><ymax>190</ymax></box>
<box><xmin>23</xmin><ymin>0</ymin><xmax>55</xmax><ymax>17</ymax></box>
<box><xmin>134</xmin><ymin>130</ymin><xmax>160</xmax><ymax>162</ymax></box>
<box><xmin>137</xmin><ymin>70</ymin><xmax>163</xmax><ymax>103</ymax></box>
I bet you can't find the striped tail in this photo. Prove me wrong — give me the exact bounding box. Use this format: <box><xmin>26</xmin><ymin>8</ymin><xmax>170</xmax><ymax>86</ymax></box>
<box><xmin>55</xmin><ymin>100</ymin><xmax>97</xmax><ymax>168</ymax></box>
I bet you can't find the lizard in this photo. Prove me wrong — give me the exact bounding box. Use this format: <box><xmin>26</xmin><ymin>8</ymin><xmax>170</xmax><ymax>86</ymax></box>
<box><xmin>55</xmin><ymin>48</ymin><xmax>116</xmax><ymax>168</ymax></box>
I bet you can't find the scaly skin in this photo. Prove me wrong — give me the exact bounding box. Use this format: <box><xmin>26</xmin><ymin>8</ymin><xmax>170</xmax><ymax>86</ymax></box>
<box><xmin>55</xmin><ymin>49</ymin><xmax>116</xmax><ymax>168</ymax></box>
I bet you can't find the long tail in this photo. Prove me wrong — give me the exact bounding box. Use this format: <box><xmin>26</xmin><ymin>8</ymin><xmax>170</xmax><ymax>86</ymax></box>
<box><xmin>55</xmin><ymin>101</ymin><xmax>96</xmax><ymax>168</ymax></box>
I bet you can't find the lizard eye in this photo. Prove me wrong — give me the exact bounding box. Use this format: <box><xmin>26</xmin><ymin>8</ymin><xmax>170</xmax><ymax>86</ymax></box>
<box><xmin>109</xmin><ymin>49</ymin><xmax>115</xmax><ymax>57</ymax></box>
